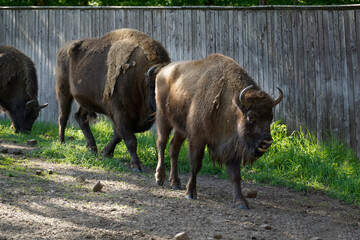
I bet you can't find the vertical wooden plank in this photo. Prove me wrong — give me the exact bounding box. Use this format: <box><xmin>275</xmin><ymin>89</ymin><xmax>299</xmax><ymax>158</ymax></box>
<box><xmin>332</xmin><ymin>10</ymin><xmax>344</xmax><ymax>142</ymax></box>
<box><xmin>114</xmin><ymin>9</ymin><xmax>124</xmax><ymax>29</ymax></box>
<box><xmin>152</xmin><ymin>9</ymin><xmax>162</xmax><ymax>43</ymax></box>
<box><xmin>315</xmin><ymin>10</ymin><xmax>324</xmax><ymax>142</ymax></box>
<box><xmin>0</xmin><ymin>10</ymin><xmax>4</xmax><ymax>44</ymax></box>
<box><xmin>206</xmin><ymin>9</ymin><xmax>216</xmax><ymax>55</ymax></box>
<box><xmin>266</xmin><ymin>9</ymin><xmax>275</xmax><ymax>114</ymax></box>
<box><xmin>302</xmin><ymin>10</ymin><xmax>310</xmax><ymax>131</ymax></box>
<box><xmin>183</xmin><ymin>9</ymin><xmax>192</xmax><ymax>60</ymax></box>
<box><xmin>355</xmin><ymin>10</ymin><xmax>360</xmax><ymax>158</ymax></box>
<box><xmin>138</xmin><ymin>9</ymin><xmax>145</xmax><ymax>32</ymax></box>
<box><xmin>228</xmin><ymin>10</ymin><xmax>234</xmax><ymax>60</ymax></box>
<box><xmin>237</xmin><ymin>10</ymin><xmax>245</xmax><ymax>67</ymax></box>
<box><xmin>232</xmin><ymin>10</ymin><xmax>239</xmax><ymax>65</ymax></box>
<box><xmin>219</xmin><ymin>9</ymin><xmax>230</xmax><ymax>57</ymax></box>
<box><xmin>4</xmin><ymin>10</ymin><xmax>11</xmax><ymax>45</ymax></box>
<box><xmin>273</xmin><ymin>10</ymin><xmax>283</xmax><ymax>120</ymax></box>
<box><xmin>48</xmin><ymin>9</ymin><xmax>56</xmax><ymax>123</ymax></box>
<box><xmin>281</xmin><ymin>11</ymin><xmax>292</xmax><ymax>129</ymax></box>
<box><xmin>143</xmin><ymin>9</ymin><xmax>153</xmax><ymax>37</ymax></box>
<box><xmin>176</xmin><ymin>9</ymin><xmax>184</xmax><ymax>61</ymax></box>
<box><xmin>330</xmin><ymin>11</ymin><xmax>341</xmax><ymax>140</ymax></box>
<box><xmin>38</xmin><ymin>9</ymin><xmax>48</xmax><ymax>122</ymax></box>
<box><xmin>307</xmin><ymin>10</ymin><xmax>317</xmax><ymax>136</ymax></box>
<box><xmin>312</xmin><ymin>10</ymin><xmax>321</xmax><ymax>141</ymax></box>
<box><xmin>165</xmin><ymin>9</ymin><xmax>175</xmax><ymax>61</ymax></box>
<box><xmin>242</xmin><ymin>10</ymin><xmax>249</xmax><ymax>71</ymax></box>
<box><xmin>193</xmin><ymin>9</ymin><xmax>206</xmax><ymax>59</ymax></box>
<box><xmin>247</xmin><ymin>10</ymin><xmax>256</xmax><ymax>78</ymax></box>
<box><xmin>343</xmin><ymin>10</ymin><xmax>356</xmax><ymax>148</ymax></box>
<box><xmin>323</xmin><ymin>11</ymin><xmax>336</xmax><ymax>137</ymax></box>
<box><xmin>258</xmin><ymin>10</ymin><xmax>267</xmax><ymax>90</ymax></box>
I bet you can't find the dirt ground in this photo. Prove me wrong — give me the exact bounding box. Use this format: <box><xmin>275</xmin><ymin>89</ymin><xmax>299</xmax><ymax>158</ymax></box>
<box><xmin>0</xmin><ymin>140</ymin><xmax>359</xmax><ymax>240</ymax></box>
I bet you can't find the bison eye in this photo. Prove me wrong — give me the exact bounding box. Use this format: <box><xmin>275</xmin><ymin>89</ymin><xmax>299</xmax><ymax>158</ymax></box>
<box><xmin>247</xmin><ymin>115</ymin><xmax>256</xmax><ymax>123</ymax></box>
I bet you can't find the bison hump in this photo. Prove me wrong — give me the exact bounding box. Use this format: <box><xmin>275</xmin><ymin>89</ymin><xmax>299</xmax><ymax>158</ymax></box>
<box><xmin>103</xmin><ymin>40</ymin><xmax>139</xmax><ymax>102</ymax></box>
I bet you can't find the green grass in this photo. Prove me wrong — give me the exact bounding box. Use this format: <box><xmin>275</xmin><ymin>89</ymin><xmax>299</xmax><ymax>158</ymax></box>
<box><xmin>0</xmin><ymin>118</ymin><xmax>359</xmax><ymax>205</ymax></box>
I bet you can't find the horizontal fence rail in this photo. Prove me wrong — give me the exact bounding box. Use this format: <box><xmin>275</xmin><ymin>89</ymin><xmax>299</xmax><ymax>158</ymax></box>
<box><xmin>0</xmin><ymin>6</ymin><xmax>359</xmax><ymax>158</ymax></box>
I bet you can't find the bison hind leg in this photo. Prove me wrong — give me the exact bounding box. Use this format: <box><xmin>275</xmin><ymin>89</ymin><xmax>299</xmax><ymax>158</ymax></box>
<box><xmin>155</xmin><ymin>115</ymin><xmax>172</xmax><ymax>187</ymax></box>
<box><xmin>101</xmin><ymin>132</ymin><xmax>122</xmax><ymax>157</ymax></box>
<box><xmin>185</xmin><ymin>140</ymin><xmax>205</xmax><ymax>201</ymax></box>
<box><xmin>169</xmin><ymin>130</ymin><xmax>186</xmax><ymax>190</ymax></box>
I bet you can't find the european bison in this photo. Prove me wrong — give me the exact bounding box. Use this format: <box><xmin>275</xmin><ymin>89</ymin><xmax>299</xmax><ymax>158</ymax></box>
<box><xmin>56</xmin><ymin>29</ymin><xmax>170</xmax><ymax>171</ymax></box>
<box><xmin>0</xmin><ymin>45</ymin><xmax>48</xmax><ymax>132</ymax></box>
<box><xmin>154</xmin><ymin>54</ymin><xmax>282</xmax><ymax>209</ymax></box>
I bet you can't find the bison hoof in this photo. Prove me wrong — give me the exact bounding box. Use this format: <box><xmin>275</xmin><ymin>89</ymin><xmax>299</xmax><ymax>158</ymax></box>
<box><xmin>186</xmin><ymin>193</ymin><xmax>197</xmax><ymax>200</ymax></box>
<box><xmin>87</xmin><ymin>146</ymin><xmax>98</xmax><ymax>154</ymax></box>
<box><xmin>132</xmin><ymin>165</ymin><xmax>143</xmax><ymax>173</ymax></box>
<box><xmin>171</xmin><ymin>185</ymin><xmax>182</xmax><ymax>190</ymax></box>
<box><xmin>238</xmin><ymin>204</ymin><xmax>250</xmax><ymax>210</ymax></box>
<box><xmin>101</xmin><ymin>150</ymin><xmax>113</xmax><ymax>158</ymax></box>
<box><xmin>156</xmin><ymin>179</ymin><xmax>164</xmax><ymax>186</ymax></box>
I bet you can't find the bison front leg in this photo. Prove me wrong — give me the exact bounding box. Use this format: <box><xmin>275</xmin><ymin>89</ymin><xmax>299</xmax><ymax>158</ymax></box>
<box><xmin>75</xmin><ymin>107</ymin><xmax>97</xmax><ymax>153</ymax></box>
<box><xmin>226</xmin><ymin>161</ymin><xmax>249</xmax><ymax>210</ymax></box>
<box><xmin>186</xmin><ymin>140</ymin><xmax>205</xmax><ymax>200</ymax></box>
<box><xmin>169</xmin><ymin>131</ymin><xmax>186</xmax><ymax>190</ymax></box>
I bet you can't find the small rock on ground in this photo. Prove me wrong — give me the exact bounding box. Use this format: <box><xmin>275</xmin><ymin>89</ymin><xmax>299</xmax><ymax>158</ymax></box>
<box><xmin>93</xmin><ymin>181</ymin><xmax>103</xmax><ymax>192</ymax></box>
<box><xmin>260</xmin><ymin>224</ymin><xmax>272</xmax><ymax>230</ymax></box>
<box><xmin>246</xmin><ymin>189</ymin><xmax>258</xmax><ymax>198</ymax></box>
<box><xmin>175</xmin><ymin>232</ymin><xmax>188</xmax><ymax>240</ymax></box>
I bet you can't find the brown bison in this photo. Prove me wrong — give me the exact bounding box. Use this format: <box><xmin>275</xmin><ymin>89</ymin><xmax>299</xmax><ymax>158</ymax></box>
<box><xmin>56</xmin><ymin>29</ymin><xmax>170</xmax><ymax>171</ymax></box>
<box><xmin>154</xmin><ymin>54</ymin><xmax>282</xmax><ymax>209</ymax></box>
<box><xmin>0</xmin><ymin>45</ymin><xmax>48</xmax><ymax>132</ymax></box>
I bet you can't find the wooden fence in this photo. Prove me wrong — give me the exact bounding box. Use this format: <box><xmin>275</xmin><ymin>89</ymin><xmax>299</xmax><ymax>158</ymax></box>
<box><xmin>0</xmin><ymin>6</ymin><xmax>359</xmax><ymax>158</ymax></box>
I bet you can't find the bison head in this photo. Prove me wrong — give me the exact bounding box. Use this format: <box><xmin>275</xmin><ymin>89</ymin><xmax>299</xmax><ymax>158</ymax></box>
<box><xmin>12</xmin><ymin>99</ymin><xmax>48</xmax><ymax>133</ymax></box>
<box><xmin>232</xmin><ymin>85</ymin><xmax>283</xmax><ymax>163</ymax></box>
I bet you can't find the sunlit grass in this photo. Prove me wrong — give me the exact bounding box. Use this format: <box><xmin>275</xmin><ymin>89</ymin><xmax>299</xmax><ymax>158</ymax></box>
<box><xmin>243</xmin><ymin>121</ymin><xmax>360</xmax><ymax>205</ymax></box>
<box><xmin>0</xmin><ymin>118</ymin><xmax>359</xmax><ymax>205</ymax></box>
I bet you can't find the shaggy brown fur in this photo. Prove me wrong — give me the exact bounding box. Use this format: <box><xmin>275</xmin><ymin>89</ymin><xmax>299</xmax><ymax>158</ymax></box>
<box><xmin>56</xmin><ymin>29</ymin><xmax>170</xmax><ymax>171</ymax></box>
<box><xmin>0</xmin><ymin>45</ymin><xmax>38</xmax><ymax>100</ymax></box>
<box><xmin>155</xmin><ymin>54</ymin><xmax>282</xmax><ymax>209</ymax></box>
<box><xmin>0</xmin><ymin>45</ymin><xmax>47</xmax><ymax>132</ymax></box>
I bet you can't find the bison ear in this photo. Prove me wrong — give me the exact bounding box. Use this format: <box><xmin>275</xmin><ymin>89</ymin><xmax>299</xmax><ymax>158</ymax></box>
<box><xmin>232</xmin><ymin>91</ymin><xmax>247</xmax><ymax>113</ymax></box>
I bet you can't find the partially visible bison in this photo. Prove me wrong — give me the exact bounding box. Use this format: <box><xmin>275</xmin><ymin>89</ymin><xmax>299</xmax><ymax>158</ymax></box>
<box><xmin>0</xmin><ymin>45</ymin><xmax>48</xmax><ymax>132</ymax></box>
<box><xmin>154</xmin><ymin>54</ymin><xmax>283</xmax><ymax>209</ymax></box>
<box><xmin>56</xmin><ymin>29</ymin><xmax>170</xmax><ymax>171</ymax></box>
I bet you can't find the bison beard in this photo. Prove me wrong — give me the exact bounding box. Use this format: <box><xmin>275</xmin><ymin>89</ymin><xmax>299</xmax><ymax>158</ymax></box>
<box><xmin>154</xmin><ymin>54</ymin><xmax>282</xmax><ymax>209</ymax></box>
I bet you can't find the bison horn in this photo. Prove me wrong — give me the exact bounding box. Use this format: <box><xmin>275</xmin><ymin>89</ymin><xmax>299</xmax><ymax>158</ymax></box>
<box><xmin>239</xmin><ymin>85</ymin><xmax>253</xmax><ymax>106</ymax></box>
<box><xmin>26</xmin><ymin>99</ymin><xmax>38</xmax><ymax>107</ymax></box>
<box><xmin>273</xmin><ymin>87</ymin><xmax>283</xmax><ymax>107</ymax></box>
<box><xmin>147</xmin><ymin>64</ymin><xmax>161</xmax><ymax>77</ymax></box>
<box><xmin>40</xmin><ymin>103</ymin><xmax>48</xmax><ymax>109</ymax></box>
